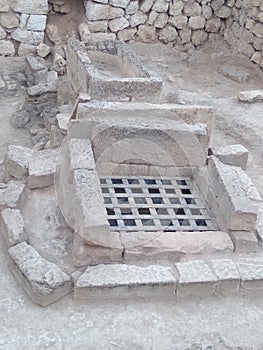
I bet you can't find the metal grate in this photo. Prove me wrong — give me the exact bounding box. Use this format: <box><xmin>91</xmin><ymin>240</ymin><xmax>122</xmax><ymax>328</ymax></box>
<box><xmin>100</xmin><ymin>176</ymin><xmax>217</xmax><ymax>233</ymax></box>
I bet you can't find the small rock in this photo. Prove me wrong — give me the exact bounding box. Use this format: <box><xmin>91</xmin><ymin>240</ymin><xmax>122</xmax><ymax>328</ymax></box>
<box><xmin>56</xmin><ymin>113</ymin><xmax>71</xmax><ymax>131</ymax></box>
<box><xmin>238</xmin><ymin>90</ymin><xmax>263</xmax><ymax>103</ymax></box>
<box><xmin>0</xmin><ymin>208</ymin><xmax>27</xmax><ymax>247</ymax></box>
<box><xmin>37</xmin><ymin>43</ymin><xmax>51</xmax><ymax>58</ymax></box>
<box><xmin>52</xmin><ymin>53</ymin><xmax>67</xmax><ymax>75</ymax></box>
<box><xmin>78</xmin><ymin>23</ymin><xmax>91</xmax><ymax>44</ymax></box>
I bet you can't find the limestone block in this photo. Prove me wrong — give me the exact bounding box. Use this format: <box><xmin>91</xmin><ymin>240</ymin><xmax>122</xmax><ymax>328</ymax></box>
<box><xmin>214</xmin><ymin>5</ymin><xmax>232</xmax><ymax>18</ymax></box>
<box><xmin>152</xmin><ymin>0</ymin><xmax>169</xmax><ymax>13</ymax></box>
<box><xmin>91</xmin><ymin>119</ymin><xmax>208</xmax><ymax>168</ymax></box>
<box><xmin>129</xmin><ymin>10</ymin><xmax>147</xmax><ymax>27</ymax></box>
<box><xmin>108</xmin><ymin>6</ymin><xmax>124</xmax><ymax>19</ymax></box>
<box><xmin>75</xmin><ymin>264</ymin><xmax>177</xmax><ymax>300</ymax></box>
<box><xmin>0</xmin><ymin>208</ymin><xmax>27</xmax><ymax>247</ymax></box>
<box><xmin>188</xmin><ymin>16</ymin><xmax>206</xmax><ymax>30</ymax></box>
<box><xmin>109</xmin><ymin>0</ymin><xmax>129</xmax><ymax>8</ymax></box>
<box><xmin>117</xmin><ymin>27</ymin><xmax>137</xmax><ymax>41</ymax></box>
<box><xmin>154</xmin><ymin>13</ymin><xmax>168</xmax><ymax>28</ymax></box>
<box><xmin>191</xmin><ymin>29</ymin><xmax>208</xmax><ymax>47</ymax></box>
<box><xmin>176</xmin><ymin>260</ymin><xmax>218</xmax><ymax>297</ymax></box>
<box><xmin>124</xmin><ymin>231</ymin><xmax>233</xmax><ymax>262</ymax></box>
<box><xmin>0</xmin><ymin>0</ymin><xmax>10</xmax><ymax>12</ymax></box>
<box><xmin>72</xmin><ymin>233</ymin><xmax>123</xmax><ymax>267</ymax></box>
<box><xmin>73</xmin><ymin>169</ymin><xmax>110</xmax><ymax>243</ymax></box>
<box><xmin>184</xmin><ymin>2</ymin><xmax>201</xmax><ymax>16</ymax></box>
<box><xmin>158</xmin><ymin>25</ymin><xmax>178</xmax><ymax>43</ymax></box>
<box><xmin>168</xmin><ymin>15</ymin><xmax>188</xmax><ymax>29</ymax></box>
<box><xmin>169</xmin><ymin>0</ymin><xmax>183</xmax><ymax>16</ymax></box>
<box><xmin>202</xmin><ymin>5</ymin><xmax>213</xmax><ymax>20</ymax></box>
<box><xmin>236</xmin><ymin>258</ymin><xmax>263</xmax><ymax>291</ymax></box>
<box><xmin>108</xmin><ymin>16</ymin><xmax>129</xmax><ymax>32</ymax></box>
<box><xmin>207</xmin><ymin>156</ymin><xmax>262</xmax><ymax>232</ymax></box>
<box><xmin>26</xmin><ymin>55</ymin><xmax>47</xmax><ymax>72</ymax></box>
<box><xmin>230</xmin><ymin>231</ymin><xmax>258</xmax><ymax>253</ymax></box>
<box><xmin>68</xmin><ymin>138</ymin><xmax>95</xmax><ymax>175</ymax></box>
<box><xmin>238</xmin><ymin>90</ymin><xmax>263</xmax><ymax>103</ymax></box>
<box><xmin>205</xmin><ymin>16</ymin><xmax>221</xmax><ymax>33</ymax></box>
<box><xmin>126</xmin><ymin>1</ymin><xmax>139</xmax><ymax>15</ymax></box>
<box><xmin>27</xmin><ymin>14</ymin><xmax>47</xmax><ymax>31</ymax></box>
<box><xmin>11</xmin><ymin>28</ymin><xmax>44</xmax><ymax>45</ymax></box>
<box><xmin>56</xmin><ymin>113</ymin><xmax>71</xmax><ymax>131</ymax></box>
<box><xmin>0</xmin><ymin>40</ymin><xmax>15</xmax><ymax>56</ymax></box>
<box><xmin>86</xmin><ymin>20</ymin><xmax>107</xmax><ymax>33</ymax></box>
<box><xmin>27</xmin><ymin>149</ymin><xmax>58</xmax><ymax>189</ymax></box>
<box><xmin>137</xmin><ymin>24</ymin><xmax>155</xmax><ymax>42</ymax></box>
<box><xmin>0</xmin><ymin>12</ymin><xmax>19</xmax><ymax>29</ymax></box>
<box><xmin>209</xmin><ymin>259</ymin><xmax>240</xmax><ymax>294</ymax></box>
<box><xmin>12</xmin><ymin>0</ymin><xmax>48</xmax><ymax>15</ymax></box>
<box><xmin>5</xmin><ymin>145</ymin><xmax>34</xmax><ymax>179</ymax></box>
<box><xmin>8</xmin><ymin>242</ymin><xmax>72</xmax><ymax>306</ymax></box>
<box><xmin>140</xmin><ymin>0</ymin><xmax>154</xmax><ymax>13</ymax></box>
<box><xmin>18</xmin><ymin>44</ymin><xmax>36</xmax><ymax>56</ymax></box>
<box><xmin>0</xmin><ymin>181</ymin><xmax>25</xmax><ymax>210</ymax></box>
<box><xmin>147</xmin><ymin>10</ymin><xmax>158</xmax><ymax>25</ymax></box>
<box><xmin>210</xmin><ymin>144</ymin><xmax>249</xmax><ymax>170</ymax></box>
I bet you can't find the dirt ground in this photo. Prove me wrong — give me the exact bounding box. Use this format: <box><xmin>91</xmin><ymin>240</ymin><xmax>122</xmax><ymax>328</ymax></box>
<box><xmin>0</xmin><ymin>39</ymin><xmax>263</xmax><ymax>349</ymax></box>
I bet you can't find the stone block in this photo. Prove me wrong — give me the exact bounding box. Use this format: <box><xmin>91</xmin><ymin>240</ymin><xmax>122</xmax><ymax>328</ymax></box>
<box><xmin>72</xmin><ymin>233</ymin><xmax>123</xmax><ymax>267</ymax></box>
<box><xmin>238</xmin><ymin>90</ymin><xmax>263</xmax><ymax>103</ymax></box>
<box><xmin>27</xmin><ymin>14</ymin><xmax>47</xmax><ymax>31</ymax></box>
<box><xmin>5</xmin><ymin>145</ymin><xmax>35</xmax><ymax>180</ymax></box>
<box><xmin>8</xmin><ymin>242</ymin><xmax>72</xmax><ymax>306</ymax></box>
<box><xmin>176</xmin><ymin>260</ymin><xmax>218</xmax><ymax>297</ymax></box>
<box><xmin>68</xmin><ymin>138</ymin><xmax>95</xmax><ymax>176</ymax></box>
<box><xmin>27</xmin><ymin>149</ymin><xmax>58</xmax><ymax>189</ymax></box>
<box><xmin>75</xmin><ymin>264</ymin><xmax>177</xmax><ymax>300</ymax></box>
<box><xmin>123</xmin><ymin>231</ymin><xmax>234</xmax><ymax>263</ymax></box>
<box><xmin>210</xmin><ymin>144</ymin><xmax>249</xmax><ymax>170</ymax></box>
<box><xmin>207</xmin><ymin>156</ymin><xmax>262</xmax><ymax>232</ymax></box>
<box><xmin>12</xmin><ymin>0</ymin><xmax>48</xmax><ymax>15</ymax></box>
<box><xmin>209</xmin><ymin>259</ymin><xmax>240</xmax><ymax>294</ymax></box>
<box><xmin>0</xmin><ymin>40</ymin><xmax>15</xmax><ymax>56</ymax></box>
<box><xmin>235</xmin><ymin>258</ymin><xmax>263</xmax><ymax>291</ymax></box>
<box><xmin>91</xmin><ymin>118</ymin><xmax>208</xmax><ymax>168</ymax></box>
<box><xmin>230</xmin><ymin>230</ymin><xmax>258</xmax><ymax>253</ymax></box>
<box><xmin>0</xmin><ymin>181</ymin><xmax>25</xmax><ymax>210</ymax></box>
<box><xmin>73</xmin><ymin>169</ymin><xmax>110</xmax><ymax>244</ymax></box>
<box><xmin>0</xmin><ymin>208</ymin><xmax>27</xmax><ymax>247</ymax></box>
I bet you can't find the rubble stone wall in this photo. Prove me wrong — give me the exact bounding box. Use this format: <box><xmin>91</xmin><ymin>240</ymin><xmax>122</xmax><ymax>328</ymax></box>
<box><xmin>0</xmin><ymin>0</ymin><xmax>48</xmax><ymax>56</ymax></box>
<box><xmin>224</xmin><ymin>0</ymin><xmax>263</xmax><ymax>69</ymax></box>
<box><xmin>0</xmin><ymin>0</ymin><xmax>262</xmax><ymax>70</ymax></box>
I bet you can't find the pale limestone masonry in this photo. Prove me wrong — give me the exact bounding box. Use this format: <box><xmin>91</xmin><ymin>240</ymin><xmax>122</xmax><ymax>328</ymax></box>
<box><xmin>8</xmin><ymin>242</ymin><xmax>72</xmax><ymax>306</ymax></box>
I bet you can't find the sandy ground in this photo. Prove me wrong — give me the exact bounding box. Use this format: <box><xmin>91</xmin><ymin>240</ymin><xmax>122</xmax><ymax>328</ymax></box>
<box><xmin>0</xmin><ymin>40</ymin><xmax>263</xmax><ymax>349</ymax></box>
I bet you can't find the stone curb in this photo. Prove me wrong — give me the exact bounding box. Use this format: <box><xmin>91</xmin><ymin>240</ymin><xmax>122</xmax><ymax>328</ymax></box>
<box><xmin>74</xmin><ymin>257</ymin><xmax>263</xmax><ymax>301</ymax></box>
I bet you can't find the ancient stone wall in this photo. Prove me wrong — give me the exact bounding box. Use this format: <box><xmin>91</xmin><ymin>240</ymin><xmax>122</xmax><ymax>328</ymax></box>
<box><xmin>224</xmin><ymin>0</ymin><xmax>263</xmax><ymax>69</ymax></box>
<box><xmin>0</xmin><ymin>0</ymin><xmax>48</xmax><ymax>56</ymax></box>
<box><xmin>0</xmin><ymin>0</ymin><xmax>262</xmax><ymax>70</ymax></box>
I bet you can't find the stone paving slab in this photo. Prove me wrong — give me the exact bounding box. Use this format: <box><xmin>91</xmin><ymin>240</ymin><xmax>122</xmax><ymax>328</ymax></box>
<box><xmin>8</xmin><ymin>242</ymin><xmax>72</xmax><ymax>306</ymax></box>
<box><xmin>75</xmin><ymin>264</ymin><xmax>177</xmax><ymax>300</ymax></box>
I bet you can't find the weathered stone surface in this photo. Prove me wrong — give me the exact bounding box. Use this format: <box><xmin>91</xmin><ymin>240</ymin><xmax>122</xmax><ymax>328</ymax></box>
<box><xmin>5</xmin><ymin>145</ymin><xmax>34</xmax><ymax>179</ymax></box>
<box><xmin>230</xmin><ymin>231</ymin><xmax>258</xmax><ymax>254</ymax></box>
<box><xmin>176</xmin><ymin>260</ymin><xmax>218</xmax><ymax>298</ymax></box>
<box><xmin>50</xmin><ymin>125</ymin><xmax>64</xmax><ymax>148</ymax></box>
<box><xmin>27</xmin><ymin>14</ymin><xmax>47</xmax><ymax>31</ymax></box>
<box><xmin>85</xmin><ymin>2</ymin><xmax>109</xmax><ymax>20</ymax></box>
<box><xmin>18</xmin><ymin>43</ymin><xmax>36</xmax><ymax>56</ymax></box>
<box><xmin>238</xmin><ymin>90</ymin><xmax>263</xmax><ymax>103</ymax></box>
<box><xmin>0</xmin><ymin>0</ymin><xmax>10</xmax><ymax>12</ymax></box>
<box><xmin>78</xmin><ymin>23</ymin><xmax>91</xmax><ymax>43</ymax></box>
<box><xmin>86</xmin><ymin>20</ymin><xmax>108</xmax><ymax>33</ymax></box>
<box><xmin>11</xmin><ymin>28</ymin><xmax>44</xmax><ymax>45</ymax></box>
<box><xmin>0</xmin><ymin>25</ymin><xmax>6</xmax><ymax>39</ymax></box>
<box><xmin>0</xmin><ymin>40</ymin><xmax>15</xmax><ymax>56</ymax></box>
<box><xmin>137</xmin><ymin>24</ymin><xmax>155</xmax><ymax>42</ymax></box>
<box><xmin>117</xmin><ymin>27</ymin><xmax>137</xmax><ymax>41</ymax></box>
<box><xmin>191</xmin><ymin>29</ymin><xmax>208</xmax><ymax>46</ymax></box>
<box><xmin>188</xmin><ymin>16</ymin><xmax>206</xmax><ymax>30</ymax></box>
<box><xmin>0</xmin><ymin>181</ymin><xmax>25</xmax><ymax>210</ymax></box>
<box><xmin>256</xmin><ymin>205</ymin><xmax>263</xmax><ymax>241</ymax></box>
<box><xmin>210</xmin><ymin>144</ymin><xmax>249</xmax><ymax>170</ymax></box>
<box><xmin>45</xmin><ymin>24</ymin><xmax>61</xmax><ymax>44</ymax></box>
<box><xmin>140</xmin><ymin>0</ymin><xmax>154</xmax><ymax>13</ymax></box>
<box><xmin>126</xmin><ymin>1</ymin><xmax>139</xmax><ymax>15</ymax></box>
<box><xmin>8</xmin><ymin>242</ymin><xmax>72</xmax><ymax>306</ymax></box>
<box><xmin>152</xmin><ymin>0</ymin><xmax>169</xmax><ymax>13</ymax></box>
<box><xmin>205</xmin><ymin>157</ymin><xmax>262</xmax><ymax>232</ymax></box>
<box><xmin>109</xmin><ymin>0</ymin><xmax>129</xmax><ymax>8</ymax></box>
<box><xmin>37</xmin><ymin>43</ymin><xmax>51</xmax><ymax>58</ymax></box>
<box><xmin>154</xmin><ymin>12</ymin><xmax>168</xmax><ymax>28</ymax></box>
<box><xmin>68</xmin><ymin>138</ymin><xmax>95</xmax><ymax>174</ymax></box>
<box><xmin>220</xmin><ymin>65</ymin><xmax>250</xmax><ymax>83</ymax></box>
<box><xmin>158</xmin><ymin>25</ymin><xmax>178</xmax><ymax>43</ymax></box>
<box><xmin>129</xmin><ymin>10</ymin><xmax>147</xmax><ymax>27</ymax></box>
<box><xmin>184</xmin><ymin>2</ymin><xmax>201</xmax><ymax>16</ymax></box>
<box><xmin>73</xmin><ymin>169</ymin><xmax>110</xmax><ymax>243</ymax></box>
<box><xmin>168</xmin><ymin>15</ymin><xmax>188</xmax><ymax>29</ymax></box>
<box><xmin>0</xmin><ymin>12</ymin><xmax>19</xmax><ymax>29</ymax></box>
<box><xmin>209</xmin><ymin>259</ymin><xmax>240</xmax><ymax>294</ymax></box>
<box><xmin>72</xmin><ymin>233</ymin><xmax>123</xmax><ymax>267</ymax></box>
<box><xmin>27</xmin><ymin>149</ymin><xmax>58</xmax><ymax>189</ymax></box>
<box><xmin>124</xmin><ymin>231</ymin><xmax>233</xmax><ymax>262</ymax></box>
<box><xmin>75</xmin><ymin>264</ymin><xmax>177</xmax><ymax>300</ymax></box>
<box><xmin>108</xmin><ymin>16</ymin><xmax>129</xmax><ymax>32</ymax></box>
<box><xmin>236</xmin><ymin>258</ymin><xmax>263</xmax><ymax>290</ymax></box>
<box><xmin>205</xmin><ymin>16</ymin><xmax>221</xmax><ymax>33</ymax></box>
<box><xmin>56</xmin><ymin>113</ymin><xmax>71</xmax><ymax>131</ymax></box>
<box><xmin>12</xmin><ymin>0</ymin><xmax>48</xmax><ymax>15</ymax></box>
<box><xmin>0</xmin><ymin>208</ymin><xmax>27</xmax><ymax>247</ymax></box>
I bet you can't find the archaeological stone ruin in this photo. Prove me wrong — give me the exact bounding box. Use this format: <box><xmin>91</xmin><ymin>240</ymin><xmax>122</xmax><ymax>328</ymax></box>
<box><xmin>0</xmin><ymin>0</ymin><xmax>263</xmax><ymax>307</ymax></box>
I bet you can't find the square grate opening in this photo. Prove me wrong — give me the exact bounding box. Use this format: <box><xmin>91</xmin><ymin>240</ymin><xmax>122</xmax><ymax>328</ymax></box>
<box><xmin>100</xmin><ymin>176</ymin><xmax>217</xmax><ymax>233</ymax></box>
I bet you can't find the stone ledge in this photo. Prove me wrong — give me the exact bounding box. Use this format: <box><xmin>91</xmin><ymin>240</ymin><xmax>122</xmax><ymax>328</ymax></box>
<box><xmin>75</xmin><ymin>264</ymin><xmax>177</xmax><ymax>300</ymax></box>
<box><xmin>210</xmin><ymin>144</ymin><xmax>248</xmax><ymax>170</ymax></box>
<box><xmin>8</xmin><ymin>242</ymin><xmax>72</xmax><ymax>306</ymax></box>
